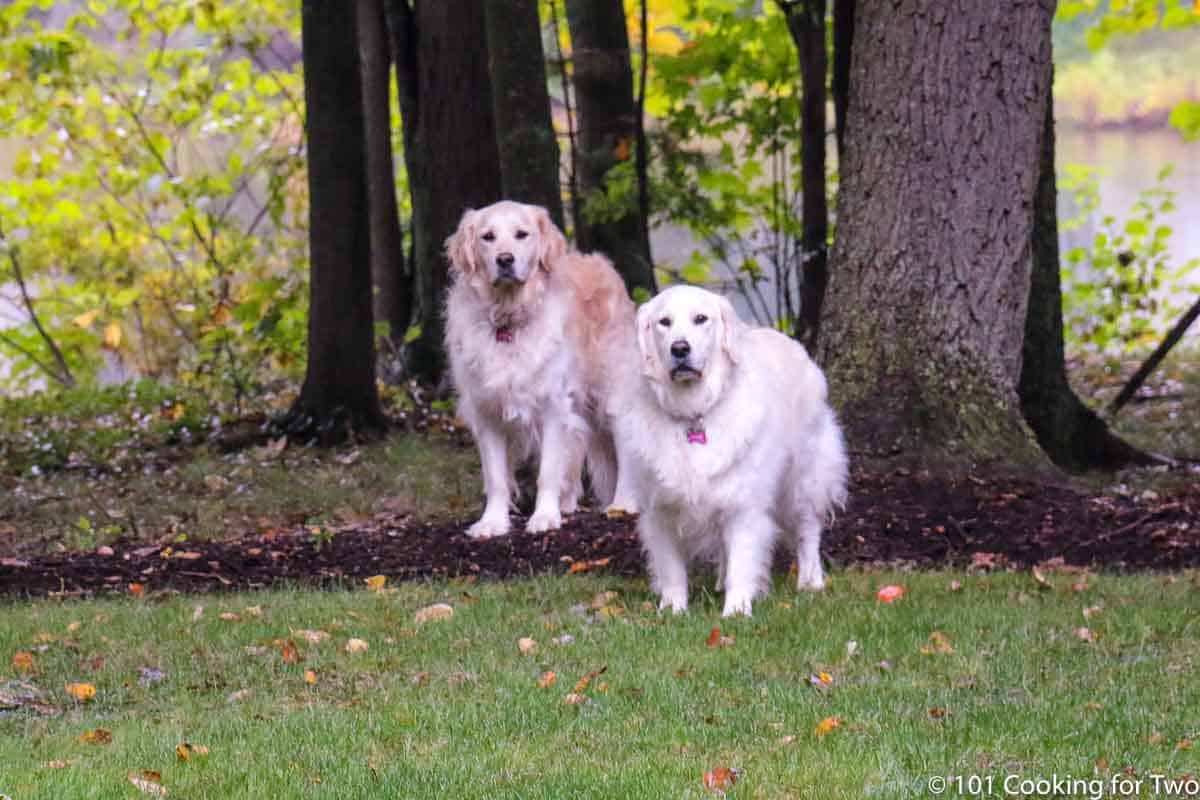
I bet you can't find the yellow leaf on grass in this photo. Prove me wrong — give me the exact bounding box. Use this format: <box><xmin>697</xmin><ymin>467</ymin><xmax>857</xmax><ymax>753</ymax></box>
<box><xmin>702</xmin><ymin>766</ymin><xmax>741</xmax><ymax>794</ymax></box>
<box><xmin>65</xmin><ymin>682</ymin><xmax>96</xmax><ymax>702</ymax></box>
<box><xmin>345</xmin><ymin>638</ymin><xmax>369</xmax><ymax>654</ymax></box>
<box><xmin>573</xmin><ymin>665</ymin><xmax>608</xmax><ymax>694</ymax></box>
<box><xmin>102</xmin><ymin>322</ymin><xmax>122</xmax><ymax>349</ymax></box>
<box><xmin>537</xmin><ymin>671</ymin><xmax>557</xmax><ymax>689</ymax></box>
<box><xmin>277</xmin><ymin>639</ymin><xmax>300</xmax><ymax>664</ymax></box>
<box><xmin>12</xmin><ymin>651</ymin><xmax>35</xmax><ymax>673</ymax></box>
<box><xmin>295</xmin><ymin>629</ymin><xmax>330</xmax><ymax>645</ymax></box>
<box><xmin>128</xmin><ymin>771</ymin><xmax>167</xmax><ymax>796</ymax></box>
<box><xmin>73</xmin><ymin>309</ymin><xmax>100</xmax><ymax>328</ymax></box>
<box><xmin>920</xmin><ymin>631</ymin><xmax>955</xmax><ymax>655</ymax></box>
<box><xmin>304</xmin><ymin>669</ymin><xmax>318</xmax><ymax>685</ymax></box>
<box><xmin>364</xmin><ymin>574</ymin><xmax>388</xmax><ymax>592</ymax></box>
<box><xmin>176</xmin><ymin>742</ymin><xmax>209</xmax><ymax>761</ymax></box>
<box><xmin>79</xmin><ymin>728</ymin><xmax>113</xmax><ymax>744</ymax></box>
<box><xmin>414</xmin><ymin>603</ymin><xmax>454</xmax><ymax>624</ymax></box>
<box><xmin>814</xmin><ymin>716</ymin><xmax>842</xmax><ymax>737</ymax></box>
<box><xmin>517</xmin><ymin>637</ymin><xmax>538</xmax><ymax>654</ymax></box>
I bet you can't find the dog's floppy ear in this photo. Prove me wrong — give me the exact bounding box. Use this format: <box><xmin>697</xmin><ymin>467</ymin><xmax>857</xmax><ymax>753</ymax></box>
<box><xmin>444</xmin><ymin>208</ymin><xmax>479</xmax><ymax>278</ymax></box>
<box><xmin>717</xmin><ymin>294</ymin><xmax>745</xmax><ymax>365</ymax></box>
<box><xmin>636</xmin><ymin>295</ymin><xmax>665</xmax><ymax>382</ymax></box>
<box><xmin>534</xmin><ymin>206</ymin><xmax>567</xmax><ymax>273</ymax></box>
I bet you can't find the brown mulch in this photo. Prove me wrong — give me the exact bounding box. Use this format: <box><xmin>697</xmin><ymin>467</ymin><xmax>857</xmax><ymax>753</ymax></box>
<box><xmin>2</xmin><ymin>465</ymin><xmax>1197</xmax><ymax>599</ymax></box>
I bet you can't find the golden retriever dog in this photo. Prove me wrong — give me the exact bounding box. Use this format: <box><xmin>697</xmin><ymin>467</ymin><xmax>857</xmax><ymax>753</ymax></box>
<box><xmin>444</xmin><ymin>200</ymin><xmax>637</xmax><ymax>538</ymax></box>
<box><xmin>618</xmin><ymin>285</ymin><xmax>848</xmax><ymax>616</ymax></box>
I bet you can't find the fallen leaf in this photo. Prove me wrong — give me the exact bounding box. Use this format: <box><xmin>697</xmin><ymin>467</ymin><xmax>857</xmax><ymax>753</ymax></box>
<box><xmin>537</xmin><ymin>671</ymin><xmax>557</xmax><ymax>689</ymax></box>
<box><xmin>876</xmin><ymin>585</ymin><xmax>905</xmax><ymax>603</ymax></box>
<box><xmin>969</xmin><ymin>551</ymin><xmax>1005</xmax><ymax>571</ymax></box>
<box><xmin>227</xmin><ymin>689</ymin><xmax>251</xmax><ymax>703</ymax></box>
<box><xmin>67</xmin><ymin>621</ymin><xmax>82</xmax><ymax>633</ymax></box>
<box><xmin>568</xmin><ymin>557</ymin><xmax>612</xmax><ymax>574</ymax></box>
<box><xmin>304</xmin><ymin>670</ymin><xmax>318</xmax><ymax>685</ymax></box>
<box><xmin>44</xmin><ymin>759</ymin><xmax>73</xmax><ymax>769</ymax></box>
<box><xmin>948</xmin><ymin>580</ymin><xmax>963</xmax><ymax>592</ymax></box>
<box><xmin>706</xmin><ymin>627</ymin><xmax>734</xmax><ymax>648</ymax></box>
<box><xmin>563</xmin><ymin>692</ymin><xmax>587</xmax><ymax>705</ymax></box>
<box><xmin>191</xmin><ymin>605</ymin><xmax>204</xmax><ymax>622</ymax></box>
<box><xmin>12</xmin><ymin>651</ymin><xmax>34</xmax><ymax>674</ymax></box>
<box><xmin>920</xmin><ymin>631</ymin><xmax>955</xmax><ymax>655</ymax></box>
<box><xmin>809</xmin><ymin>671</ymin><xmax>834</xmax><ymax>687</ymax></box>
<box><xmin>364</xmin><ymin>574</ymin><xmax>388</xmax><ymax>592</ymax></box>
<box><xmin>243</xmin><ymin>605</ymin><xmax>263</xmax><ymax>617</ymax></box>
<box><xmin>344</xmin><ymin>638</ymin><xmax>369</xmax><ymax>654</ymax></box>
<box><xmin>413</xmin><ymin>603</ymin><xmax>454</xmax><ymax>624</ymax></box>
<box><xmin>552</xmin><ymin>634</ymin><xmax>575</xmax><ymax>646</ymax></box>
<box><xmin>845</xmin><ymin>640</ymin><xmax>859</xmax><ymax>658</ymax></box>
<box><xmin>65</xmin><ymin>682</ymin><xmax>96</xmax><ymax>702</ymax></box>
<box><xmin>1177</xmin><ymin>739</ymin><xmax>1193</xmax><ymax>751</ymax></box>
<box><xmin>1075</xmin><ymin>626</ymin><xmax>1096</xmax><ymax>643</ymax></box>
<box><xmin>410</xmin><ymin>671</ymin><xmax>430</xmax><ymax>686</ymax></box>
<box><xmin>518</xmin><ymin>637</ymin><xmax>538</xmax><ymax>654</ymax></box>
<box><xmin>1031</xmin><ymin>566</ymin><xmax>1049</xmax><ymax>587</ymax></box>
<box><xmin>573</xmin><ymin>665</ymin><xmax>608</xmax><ymax>694</ymax></box>
<box><xmin>129</xmin><ymin>583</ymin><xmax>146</xmax><ymax>598</ymax></box>
<box><xmin>79</xmin><ymin>728</ymin><xmax>113</xmax><ymax>745</ymax></box>
<box><xmin>218</xmin><ymin>612</ymin><xmax>240</xmax><ymax>622</ymax></box>
<box><xmin>278</xmin><ymin>639</ymin><xmax>300</xmax><ymax>664</ymax></box>
<box><xmin>97</xmin><ymin>545</ymin><xmax>115</xmax><ymax>557</ymax></box>
<box><xmin>176</xmin><ymin>742</ymin><xmax>209</xmax><ymax>761</ymax></box>
<box><xmin>1082</xmin><ymin>604</ymin><xmax>1103</xmax><ymax>619</ymax></box>
<box><xmin>702</xmin><ymin>766</ymin><xmax>741</xmax><ymax>795</ymax></box>
<box><xmin>295</xmin><ymin>629</ymin><xmax>330</xmax><ymax>645</ymax></box>
<box><xmin>814</xmin><ymin>716</ymin><xmax>842</xmax><ymax>737</ymax></box>
<box><xmin>128</xmin><ymin>771</ymin><xmax>167</xmax><ymax>796</ymax></box>
<box><xmin>928</xmin><ymin>707</ymin><xmax>948</xmax><ymax>720</ymax></box>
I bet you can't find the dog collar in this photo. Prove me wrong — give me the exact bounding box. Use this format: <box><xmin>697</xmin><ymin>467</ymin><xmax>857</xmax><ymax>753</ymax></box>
<box><xmin>686</xmin><ymin>425</ymin><xmax>707</xmax><ymax>445</ymax></box>
<box><xmin>495</xmin><ymin>325</ymin><xmax>514</xmax><ymax>343</ymax></box>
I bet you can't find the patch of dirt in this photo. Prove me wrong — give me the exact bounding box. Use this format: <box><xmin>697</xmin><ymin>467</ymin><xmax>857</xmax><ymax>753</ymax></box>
<box><xmin>2</xmin><ymin>465</ymin><xmax>1198</xmax><ymax>598</ymax></box>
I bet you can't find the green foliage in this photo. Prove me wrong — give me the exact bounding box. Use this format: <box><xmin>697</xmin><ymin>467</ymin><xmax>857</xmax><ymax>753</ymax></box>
<box><xmin>1060</xmin><ymin>165</ymin><xmax>1199</xmax><ymax>355</ymax></box>
<box><xmin>0</xmin><ymin>0</ymin><xmax>308</xmax><ymax>396</ymax></box>
<box><xmin>648</xmin><ymin>0</ymin><xmax>812</xmax><ymax>328</ymax></box>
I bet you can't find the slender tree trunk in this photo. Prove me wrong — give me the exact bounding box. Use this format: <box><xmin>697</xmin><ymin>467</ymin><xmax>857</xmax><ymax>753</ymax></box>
<box><xmin>564</xmin><ymin>0</ymin><xmax>656</xmax><ymax>296</ymax></box>
<box><xmin>402</xmin><ymin>0</ymin><xmax>503</xmax><ymax>384</ymax></box>
<box><xmin>818</xmin><ymin>0</ymin><xmax>1054</xmax><ymax>463</ymax></box>
<box><xmin>780</xmin><ymin>0</ymin><xmax>829</xmax><ymax>349</ymax></box>
<box><xmin>1018</xmin><ymin>64</ymin><xmax>1162</xmax><ymax>470</ymax></box>
<box><xmin>483</xmin><ymin>0</ymin><xmax>564</xmax><ymax>229</ymax></box>
<box><xmin>359</xmin><ymin>0</ymin><xmax>412</xmax><ymax>371</ymax></box>
<box><xmin>830</xmin><ymin>0</ymin><xmax>853</xmax><ymax>164</ymax></box>
<box><xmin>284</xmin><ymin>0</ymin><xmax>386</xmax><ymax>443</ymax></box>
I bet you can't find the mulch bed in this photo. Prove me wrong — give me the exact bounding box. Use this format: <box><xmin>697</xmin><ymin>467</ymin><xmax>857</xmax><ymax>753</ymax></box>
<box><xmin>2</xmin><ymin>465</ymin><xmax>1198</xmax><ymax>599</ymax></box>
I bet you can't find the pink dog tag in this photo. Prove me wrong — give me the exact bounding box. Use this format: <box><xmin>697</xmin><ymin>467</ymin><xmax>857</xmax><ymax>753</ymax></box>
<box><xmin>686</xmin><ymin>427</ymin><xmax>707</xmax><ymax>445</ymax></box>
<box><xmin>495</xmin><ymin>326</ymin><xmax>514</xmax><ymax>343</ymax></box>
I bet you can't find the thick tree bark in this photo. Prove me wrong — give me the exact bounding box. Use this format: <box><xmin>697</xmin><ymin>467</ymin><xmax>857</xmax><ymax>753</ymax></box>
<box><xmin>483</xmin><ymin>0</ymin><xmax>564</xmax><ymax>229</ymax></box>
<box><xmin>780</xmin><ymin>0</ymin><xmax>829</xmax><ymax>349</ymax></box>
<box><xmin>359</xmin><ymin>0</ymin><xmax>412</xmax><ymax>368</ymax></box>
<box><xmin>564</xmin><ymin>0</ymin><xmax>656</xmax><ymax>296</ymax></box>
<box><xmin>284</xmin><ymin>0</ymin><xmax>386</xmax><ymax>443</ymax></box>
<box><xmin>830</xmin><ymin>0</ymin><xmax>853</xmax><ymax>164</ymax></box>
<box><xmin>401</xmin><ymin>0</ymin><xmax>503</xmax><ymax>384</ymax></box>
<box><xmin>818</xmin><ymin>0</ymin><xmax>1054</xmax><ymax>462</ymax></box>
<box><xmin>1018</xmin><ymin>66</ymin><xmax>1162</xmax><ymax>471</ymax></box>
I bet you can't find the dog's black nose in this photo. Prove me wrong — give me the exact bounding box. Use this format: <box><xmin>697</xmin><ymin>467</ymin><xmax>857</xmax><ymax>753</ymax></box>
<box><xmin>496</xmin><ymin>253</ymin><xmax>515</xmax><ymax>272</ymax></box>
<box><xmin>670</xmin><ymin>339</ymin><xmax>691</xmax><ymax>360</ymax></box>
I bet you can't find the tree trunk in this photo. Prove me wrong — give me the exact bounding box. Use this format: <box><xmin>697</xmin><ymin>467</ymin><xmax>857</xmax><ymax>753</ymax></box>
<box><xmin>1017</xmin><ymin>64</ymin><xmax>1161</xmax><ymax>471</ymax></box>
<box><xmin>830</xmin><ymin>0</ymin><xmax>853</xmax><ymax>164</ymax></box>
<box><xmin>283</xmin><ymin>0</ymin><xmax>386</xmax><ymax>443</ymax></box>
<box><xmin>564</xmin><ymin>0</ymin><xmax>656</xmax><ymax>296</ymax></box>
<box><xmin>483</xmin><ymin>0</ymin><xmax>564</xmax><ymax>229</ymax></box>
<box><xmin>818</xmin><ymin>0</ymin><xmax>1053</xmax><ymax>462</ymax></box>
<box><xmin>359</xmin><ymin>0</ymin><xmax>412</xmax><ymax>372</ymax></box>
<box><xmin>402</xmin><ymin>0</ymin><xmax>503</xmax><ymax>384</ymax></box>
<box><xmin>780</xmin><ymin>0</ymin><xmax>829</xmax><ymax>349</ymax></box>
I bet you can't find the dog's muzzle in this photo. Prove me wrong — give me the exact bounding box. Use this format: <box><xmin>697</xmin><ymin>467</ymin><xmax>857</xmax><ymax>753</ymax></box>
<box><xmin>669</xmin><ymin>339</ymin><xmax>700</xmax><ymax>381</ymax></box>
<box><xmin>492</xmin><ymin>253</ymin><xmax>521</xmax><ymax>287</ymax></box>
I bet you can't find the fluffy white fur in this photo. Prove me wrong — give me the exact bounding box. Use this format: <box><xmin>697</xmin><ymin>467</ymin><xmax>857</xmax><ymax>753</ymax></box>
<box><xmin>444</xmin><ymin>200</ymin><xmax>637</xmax><ymax>538</ymax></box>
<box><xmin>618</xmin><ymin>285</ymin><xmax>848</xmax><ymax>616</ymax></box>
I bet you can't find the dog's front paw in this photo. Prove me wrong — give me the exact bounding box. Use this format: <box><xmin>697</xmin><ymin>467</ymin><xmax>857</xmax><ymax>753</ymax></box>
<box><xmin>525</xmin><ymin>509</ymin><xmax>563</xmax><ymax>534</ymax></box>
<box><xmin>721</xmin><ymin>592</ymin><xmax>755</xmax><ymax>618</ymax></box>
<box><xmin>795</xmin><ymin>560</ymin><xmax>826</xmax><ymax>592</ymax></box>
<box><xmin>467</xmin><ymin>516</ymin><xmax>511</xmax><ymax>539</ymax></box>
<box><xmin>658</xmin><ymin>589</ymin><xmax>688</xmax><ymax>615</ymax></box>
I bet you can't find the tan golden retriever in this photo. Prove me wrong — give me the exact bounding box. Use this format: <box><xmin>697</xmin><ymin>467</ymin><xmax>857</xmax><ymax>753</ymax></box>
<box><xmin>617</xmin><ymin>285</ymin><xmax>848</xmax><ymax>616</ymax></box>
<box><xmin>444</xmin><ymin>201</ymin><xmax>637</xmax><ymax>538</ymax></box>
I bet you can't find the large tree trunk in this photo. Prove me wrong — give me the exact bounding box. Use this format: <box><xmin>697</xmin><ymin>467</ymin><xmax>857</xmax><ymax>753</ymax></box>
<box><xmin>780</xmin><ymin>0</ymin><xmax>829</xmax><ymax>349</ymax></box>
<box><xmin>483</xmin><ymin>0</ymin><xmax>564</xmax><ymax>229</ymax></box>
<box><xmin>359</xmin><ymin>0</ymin><xmax>412</xmax><ymax>373</ymax></box>
<box><xmin>402</xmin><ymin>0</ymin><xmax>503</xmax><ymax>385</ymax></box>
<box><xmin>564</xmin><ymin>0</ymin><xmax>656</xmax><ymax>296</ymax></box>
<box><xmin>830</xmin><ymin>0</ymin><xmax>853</xmax><ymax>164</ymax></box>
<box><xmin>818</xmin><ymin>0</ymin><xmax>1054</xmax><ymax>462</ymax></box>
<box><xmin>1017</xmin><ymin>64</ymin><xmax>1161</xmax><ymax>471</ymax></box>
<box><xmin>284</xmin><ymin>0</ymin><xmax>386</xmax><ymax>443</ymax></box>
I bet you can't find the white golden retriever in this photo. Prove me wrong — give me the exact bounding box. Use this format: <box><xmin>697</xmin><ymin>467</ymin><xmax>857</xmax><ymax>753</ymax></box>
<box><xmin>618</xmin><ymin>285</ymin><xmax>848</xmax><ymax>616</ymax></box>
<box><xmin>444</xmin><ymin>200</ymin><xmax>637</xmax><ymax>538</ymax></box>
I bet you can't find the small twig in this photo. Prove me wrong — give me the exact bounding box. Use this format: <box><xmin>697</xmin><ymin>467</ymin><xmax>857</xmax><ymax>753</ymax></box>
<box><xmin>1108</xmin><ymin>292</ymin><xmax>1200</xmax><ymax>415</ymax></box>
<box><xmin>0</xmin><ymin>223</ymin><xmax>75</xmax><ymax>387</ymax></box>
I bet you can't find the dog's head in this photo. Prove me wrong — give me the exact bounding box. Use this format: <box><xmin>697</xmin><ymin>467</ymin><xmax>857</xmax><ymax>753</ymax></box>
<box><xmin>444</xmin><ymin>201</ymin><xmax>567</xmax><ymax>292</ymax></box>
<box><xmin>636</xmin><ymin>285</ymin><xmax>744</xmax><ymax>388</ymax></box>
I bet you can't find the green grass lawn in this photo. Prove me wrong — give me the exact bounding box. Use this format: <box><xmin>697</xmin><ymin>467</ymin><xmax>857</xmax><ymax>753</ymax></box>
<box><xmin>2</xmin><ymin>569</ymin><xmax>1198</xmax><ymax>799</ymax></box>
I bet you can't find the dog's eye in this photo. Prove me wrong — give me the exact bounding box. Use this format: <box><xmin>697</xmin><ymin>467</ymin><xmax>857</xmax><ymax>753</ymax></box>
<box><xmin>657</xmin><ymin>317</ymin><xmax>671</xmax><ymax>328</ymax></box>
<box><xmin>514</xmin><ymin>229</ymin><xmax>529</xmax><ymax>240</ymax></box>
<box><xmin>481</xmin><ymin>231</ymin><xmax>496</xmax><ymax>242</ymax></box>
<box><xmin>693</xmin><ymin>314</ymin><xmax>708</xmax><ymax>325</ymax></box>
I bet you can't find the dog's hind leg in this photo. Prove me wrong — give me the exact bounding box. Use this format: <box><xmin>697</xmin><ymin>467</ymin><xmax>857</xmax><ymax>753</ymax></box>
<box><xmin>793</xmin><ymin>505</ymin><xmax>826</xmax><ymax>591</ymax></box>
